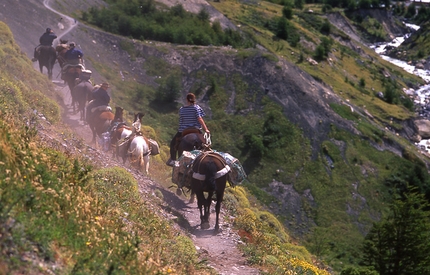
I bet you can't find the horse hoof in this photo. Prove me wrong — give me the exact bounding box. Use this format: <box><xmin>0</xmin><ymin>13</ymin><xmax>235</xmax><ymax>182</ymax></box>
<box><xmin>201</xmin><ymin>222</ymin><xmax>210</xmax><ymax>230</ymax></box>
<box><xmin>176</xmin><ymin>188</ymin><xmax>182</xmax><ymax>196</ymax></box>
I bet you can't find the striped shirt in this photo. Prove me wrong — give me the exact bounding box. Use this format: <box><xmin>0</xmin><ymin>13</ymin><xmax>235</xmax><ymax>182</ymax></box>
<box><xmin>178</xmin><ymin>104</ymin><xmax>206</xmax><ymax>132</ymax></box>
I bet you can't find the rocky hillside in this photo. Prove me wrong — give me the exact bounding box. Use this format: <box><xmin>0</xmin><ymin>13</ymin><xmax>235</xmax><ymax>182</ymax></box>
<box><xmin>2</xmin><ymin>0</ymin><xmax>429</xmax><ymax>273</ymax></box>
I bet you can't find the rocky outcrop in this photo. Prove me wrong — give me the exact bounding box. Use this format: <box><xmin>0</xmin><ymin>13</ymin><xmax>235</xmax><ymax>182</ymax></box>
<box><xmin>415</xmin><ymin>119</ymin><xmax>430</xmax><ymax>139</ymax></box>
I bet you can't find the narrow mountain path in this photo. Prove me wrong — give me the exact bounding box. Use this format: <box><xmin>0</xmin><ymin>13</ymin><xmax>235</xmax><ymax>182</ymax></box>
<box><xmin>36</xmin><ymin>1</ymin><xmax>260</xmax><ymax>274</ymax></box>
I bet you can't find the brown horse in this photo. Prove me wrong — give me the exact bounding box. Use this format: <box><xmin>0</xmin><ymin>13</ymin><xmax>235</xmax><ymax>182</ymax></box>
<box><xmin>36</xmin><ymin>46</ymin><xmax>56</xmax><ymax>79</ymax></box>
<box><xmin>71</xmin><ymin>80</ymin><xmax>92</xmax><ymax>121</ymax></box>
<box><xmin>87</xmin><ymin>106</ymin><xmax>115</xmax><ymax>149</ymax></box>
<box><xmin>177</xmin><ymin>131</ymin><xmax>207</xmax><ymax>158</ymax></box>
<box><xmin>191</xmin><ymin>151</ymin><xmax>230</xmax><ymax>231</ymax></box>
<box><xmin>61</xmin><ymin>64</ymin><xmax>83</xmax><ymax>105</ymax></box>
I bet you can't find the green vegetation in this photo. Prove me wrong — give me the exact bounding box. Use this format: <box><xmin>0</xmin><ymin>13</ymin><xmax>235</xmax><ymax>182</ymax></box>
<box><xmin>82</xmin><ymin>0</ymin><xmax>254</xmax><ymax>48</ymax></box>
<box><xmin>0</xmin><ymin>21</ymin><xmax>331</xmax><ymax>274</ymax></box>
<box><xmin>361</xmin><ymin>188</ymin><xmax>430</xmax><ymax>274</ymax></box>
<box><xmin>0</xmin><ymin>22</ymin><xmax>211</xmax><ymax>274</ymax></box>
<box><xmin>75</xmin><ymin>0</ymin><xmax>430</xmax><ymax>273</ymax></box>
<box><xmin>6</xmin><ymin>0</ymin><xmax>430</xmax><ymax>273</ymax></box>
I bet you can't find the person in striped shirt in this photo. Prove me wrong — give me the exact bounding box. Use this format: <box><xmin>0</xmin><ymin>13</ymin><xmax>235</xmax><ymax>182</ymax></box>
<box><xmin>166</xmin><ymin>93</ymin><xmax>210</xmax><ymax>166</ymax></box>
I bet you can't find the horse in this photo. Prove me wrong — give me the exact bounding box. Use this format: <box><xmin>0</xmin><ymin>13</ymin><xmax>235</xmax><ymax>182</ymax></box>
<box><xmin>109</xmin><ymin>107</ymin><xmax>133</xmax><ymax>161</ymax></box>
<box><xmin>87</xmin><ymin>105</ymin><xmax>115</xmax><ymax>149</ymax></box>
<box><xmin>36</xmin><ymin>46</ymin><xmax>56</xmax><ymax>79</ymax></box>
<box><xmin>127</xmin><ymin>113</ymin><xmax>151</xmax><ymax>174</ymax></box>
<box><xmin>71</xmin><ymin>79</ymin><xmax>92</xmax><ymax>121</ymax></box>
<box><xmin>61</xmin><ymin>63</ymin><xmax>83</xmax><ymax>104</ymax></box>
<box><xmin>191</xmin><ymin>151</ymin><xmax>230</xmax><ymax>231</ymax></box>
<box><xmin>177</xmin><ymin>131</ymin><xmax>206</xmax><ymax>158</ymax></box>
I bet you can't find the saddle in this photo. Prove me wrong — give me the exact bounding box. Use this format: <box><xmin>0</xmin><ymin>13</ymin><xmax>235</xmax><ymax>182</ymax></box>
<box><xmin>117</xmin><ymin>131</ymin><xmax>159</xmax><ymax>159</ymax></box>
<box><xmin>61</xmin><ymin>63</ymin><xmax>83</xmax><ymax>80</ymax></box>
<box><xmin>175</xmin><ymin>127</ymin><xmax>206</xmax><ymax>149</ymax></box>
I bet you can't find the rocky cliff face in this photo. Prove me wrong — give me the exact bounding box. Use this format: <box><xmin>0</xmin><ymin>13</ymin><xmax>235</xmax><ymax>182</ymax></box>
<box><xmin>0</xmin><ymin>0</ymin><xmax>412</xmax><ymax>155</ymax></box>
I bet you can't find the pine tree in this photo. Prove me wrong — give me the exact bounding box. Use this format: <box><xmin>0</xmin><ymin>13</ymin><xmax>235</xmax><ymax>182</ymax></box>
<box><xmin>361</xmin><ymin>189</ymin><xmax>430</xmax><ymax>275</ymax></box>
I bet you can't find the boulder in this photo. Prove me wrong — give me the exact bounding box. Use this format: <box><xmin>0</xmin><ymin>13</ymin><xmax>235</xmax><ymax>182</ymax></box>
<box><xmin>414</xmin><ymin>119</ymin><xmax>430</xmax><ymax>139</ymax></box>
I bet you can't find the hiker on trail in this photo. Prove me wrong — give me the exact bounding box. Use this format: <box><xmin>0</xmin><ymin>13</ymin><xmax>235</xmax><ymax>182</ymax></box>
<box><xmin>64</xmin><ymin>42</ymin><xmax>84</xmax><ymax>65</ymax></box>
<box><xmin>33</xmin><ymin>28</ymin><xmax>57</xmax><ymax>61</ymax></box>
<box><xmin>166</xmin><ymin>93</ymin><xmax>209</xmax><ymax>166</ymax></box>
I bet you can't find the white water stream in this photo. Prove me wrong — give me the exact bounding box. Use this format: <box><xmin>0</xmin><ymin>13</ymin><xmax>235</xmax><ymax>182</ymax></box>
<box><xmin>370</xmin><ymin>23</ymin><xmax>430</xmax><ymax>152</ymax></box>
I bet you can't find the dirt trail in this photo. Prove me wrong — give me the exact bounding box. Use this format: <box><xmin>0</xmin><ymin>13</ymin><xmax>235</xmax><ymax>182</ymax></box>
<box><xmin>55</xmin><ymin>66</ymin><xmax>260</xmax><ymax>275</ymax></box>
<box><xmin>29</xmin><ymin>1</ymin><xmax>260</xmax><ymax>273</ymax></box>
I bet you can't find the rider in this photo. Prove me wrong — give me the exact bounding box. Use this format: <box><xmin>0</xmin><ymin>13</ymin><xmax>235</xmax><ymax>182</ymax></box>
<box><xmin>64</xmin><ymin>42</ymin><xmax>84</xmax><ymax>65</ymax></box>
<box><xmin>166</xmin><ymin>92</ymin><xmax>210</xmax><ymax>167</ymax></box>
<box><xmin>86</xmin><ymin>82</ymin><xmax>111</xmax><ymax>123</ymax></box>
<box><xmin>55</xmin><ymin>39</ymin><xmax>69</xmax><ymax>68</ymax></box>
<box><xmin>33</xmin><ymin>28</ymin><xmax>57</xmax><ymax>62</ymax></box>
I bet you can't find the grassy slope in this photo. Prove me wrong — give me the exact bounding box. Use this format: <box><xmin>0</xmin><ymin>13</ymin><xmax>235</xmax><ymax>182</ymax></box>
<box><xmin>0</xmin><ymin>21</ymin><xmax>332</xmax><ymax>274</ymax></box>
<box><xmin>19</xmin><ymin>0</ymin><xmax>430</xmax><ymax>273</ymax></box>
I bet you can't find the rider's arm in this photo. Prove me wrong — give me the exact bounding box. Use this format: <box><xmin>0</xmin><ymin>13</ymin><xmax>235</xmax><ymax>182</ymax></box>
<box><xmin>197</xmin><ymin>117</ymin><xmax>209</xmax><ymax>133</ymax></box>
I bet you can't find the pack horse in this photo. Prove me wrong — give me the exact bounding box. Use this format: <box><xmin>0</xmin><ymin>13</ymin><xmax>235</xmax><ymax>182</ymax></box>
<box><xmin>191</xmin><ymin>151</ymin><xmax>230</xmax><ymax>231</ymax></box>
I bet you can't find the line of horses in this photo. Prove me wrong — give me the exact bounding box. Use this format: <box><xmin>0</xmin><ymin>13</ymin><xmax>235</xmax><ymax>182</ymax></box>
<box><xmin>35</xmin><ymin>45</ymin><xmax>231</xmax><ymax>232</ymax></box>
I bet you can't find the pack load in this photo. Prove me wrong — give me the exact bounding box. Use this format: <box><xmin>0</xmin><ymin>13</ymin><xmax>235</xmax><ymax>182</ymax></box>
<box><xmin>216</xmin><ymin>151</ymin><xmax>247</xmax><ymax>186</ymax></box>
<box><xmin>148</xmin><ymin>138</ymin><xmax>160</xmax><ymax>155</ymax></box>
<box><xmin>172</xmin><ymin>150</ymin><xmax>200</xmax><ymax>189</ymax></box>
<box><xmin>79</xmin><ymin>69</ymin><xmax>92</xmax><ymax>81</ymax></box>
<box><xmin>172</xmin><ymin>150</ymin><xmax>246</xmax><ymax>188</ymax></box>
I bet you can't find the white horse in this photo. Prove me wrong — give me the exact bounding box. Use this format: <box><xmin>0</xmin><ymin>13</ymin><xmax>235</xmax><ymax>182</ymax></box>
<box><xmin>128</xmin><ymin>113</ymin><xmax>151</xmax><ymax>174</ymax></box>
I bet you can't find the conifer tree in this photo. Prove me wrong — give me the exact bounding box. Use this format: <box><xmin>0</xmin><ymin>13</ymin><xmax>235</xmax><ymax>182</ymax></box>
<box><xmin>361</xmin><ymin>189</ymin><xmax>430</xmax><ymax>275</ymax></box>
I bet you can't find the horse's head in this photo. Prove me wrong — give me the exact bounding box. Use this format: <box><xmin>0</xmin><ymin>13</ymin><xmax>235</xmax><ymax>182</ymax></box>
<box><xmin>114</xmin><ymin>107</ymin><xmax>124</xmax><ymax>120</ymax></box>
<box><xmin>133</xmin><ymin>112</ymin><xmax>144</xmax><ymax>122</ymax></box>
<box><xmin>132</xmin><ymin>112</ymin><xmax>144</xmax><ymax>132</ymax></box>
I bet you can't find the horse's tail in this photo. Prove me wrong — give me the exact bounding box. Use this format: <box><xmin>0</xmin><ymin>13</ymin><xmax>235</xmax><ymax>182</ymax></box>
<box><xmin>205</xmin><ymin>159</ymin><xmax>218</xmax><ymax>191</ymax></box>
<box><xmin>129</xmin><ymin>137</ymin><xmax>145</xmax><ymax>169</ymax></box>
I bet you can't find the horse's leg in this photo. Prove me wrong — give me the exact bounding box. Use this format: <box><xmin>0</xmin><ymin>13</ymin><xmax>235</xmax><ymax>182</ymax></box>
<box><xmin>71</xmin><ymin>87</ymin><xmax>76</xmax><ymax>113</ymax></box>
<box><xmin>198</xmin><ymin>196</ymin><xmax>206</xmax><ymax>228</ymax></box>
<box><xmin>214</xmin><ymin>178</ymin><xmax>226</xmax><ymax>232</ymax></box>
<box><xmin>201</xmin><ymin>191</ymin><xmax>212</xmax><ymax>230</ymax></box>
<box><xmin>193</xmin><ymin>188</ymin><xmax>206</xmax><ymax>228</ymax></box>
<box><xmin>48</xmin><ymin>64</ymin><xmax>53</xmax><ymax>80</ymax></box>
<box><xmin>143</xmin><ymin>155</ymin><xmax>150</xmax><ymax>175</ymax></box>
<box><xmin>91</xmin><ymin>127</ymin><xmax>97</xmax><ymax>147</ymax></box>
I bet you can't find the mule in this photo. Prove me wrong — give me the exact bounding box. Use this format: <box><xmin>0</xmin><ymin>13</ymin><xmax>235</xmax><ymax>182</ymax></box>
<box><xmin>127</xmin><ymin>113</ymin><xmax>151</xmax><ymax>174</ymax></box>
<box><xmin>71</xmin><ymin>80</ymin><xmax>92</xmax><ymax>121</ymax></box>
<box><xmin>36</xmin><ymin>46</ymin><xmax>56</xmax><ymax>79</ymax></box>
<box><xmin>191</xmin><ymin>151</ymin><xmax>230</xmax><ymax>231</ymax></box>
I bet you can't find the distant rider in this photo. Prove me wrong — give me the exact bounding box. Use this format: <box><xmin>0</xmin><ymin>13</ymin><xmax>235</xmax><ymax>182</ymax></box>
<box><xmin>55</xmin><ymin>39</ymin><xmax>69</xmax><ymax>68</ymax></box>
<box><xmin>65</xmin><ymin>42</ymin><xmax>84</xmax><ymax>65</ymax></box>
<box><xmin>33</xmin><ymin>28</ymin><xmax>57</xmax><ymax>62</ymax></box>
<box><xmin>86</xmin><ymin>82</ymin><xmax>111</xmax><ymax>123</ymax></box>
